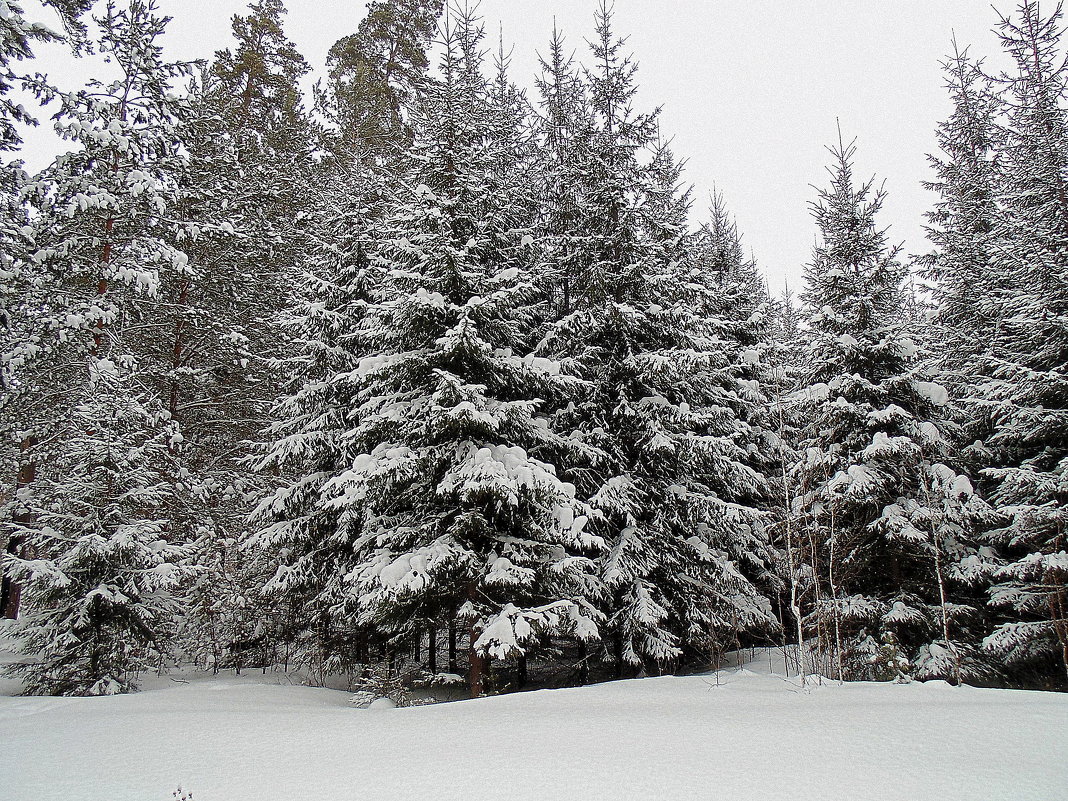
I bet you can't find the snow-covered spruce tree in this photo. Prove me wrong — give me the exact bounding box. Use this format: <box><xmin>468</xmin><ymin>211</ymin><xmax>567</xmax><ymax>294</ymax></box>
<box><xmin>690</xmin><ymin>191</ymin><xmax>799</xmax><ymax>666</ymax></box>
<box><xmin>977</xmin><ymin>1</ymin><xmax>1068</xmax><ymax>688</ymax></box>
<box><xmin>171</xmin><ymin>0</ymin><xmax>314</xmax><ymax>437</ymax></box>
<box><xmin>921</xmin><ymin>42</ymin><xmax>1001</xmax><ymax>444</ymax></box>
<box><xmin>243</xmin><ymin>0</ymin><xmax>436</xmax><ymax>674</ymax></box>
<box><xmin>345</xmin><ymin>12</ymin><xmax>602</xmax><ymax>696</ymax></box>
<box><xmin>2</xmin><ymin>357</ymin><xmax>186</xmax><ymax>695</ymax></box>
<box><xmin>684</xmin><ymin>186</ymin><xmax>786</xmax><ymax>662</ymax></box>
<box><xmin>247</xmin><ymin>161</ymin><xmax>395</xmax><ymax>676</ymax></box>
<box><xmin>533</xmin><ymin>22</ymin><xmax>593</xmax><ymax>320</ymax></box>
<box><xmin>693</xmin><ymin>190</ymin><xmax>770</xmax><ymax>349</ymax></box>
<box><xmin>793</xmin><ymin>137</ymin><xmax>995</xmax><ymax>683</ymax></box>
<box><xmin>255</xmin><ymin>10</ymin><xmax>600</xmax><ymax>696</ymax></box>
<box><xmin>537</xmin><ymin>5</ymin><xmax>777</xmax><ymax>675</ymax></box>
<box><xmin>691</xmin><ymin>189</ymin><xmax>782</xmax><ymax>482</ymax></box>
<box><xmin>1</xmin><ymin>0</ymin><xmax>195</xmax><ymax>623</ymax></box>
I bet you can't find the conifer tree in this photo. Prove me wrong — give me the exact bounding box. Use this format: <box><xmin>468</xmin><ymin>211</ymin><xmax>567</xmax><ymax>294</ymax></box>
<box><xmin>13</xmin><ymin>0</ymin><xmax>194</xmax><ymax>395</ymax></box>
<box><xmin>923</xmin><ymin>42</ymin><xmax>1001</xmax><ymax>402</ymax></box>
<box><xmin>248</xmin><ymin>168</ymin><xmax>388</xmax><ymax>673</ymax></box>
<box><xmin>212</xmin><ymin>0</ymin><xmax>309</xmax><ymax>152</ymax></box>
<box><xmin>171</xmin><ymin>0</ymin><xmax>318</xmax><ymax>668</ymax></box>
<box><xmin>538</xmin><ymin>5</ymin><xmax>777</xmax><ymax>674</ymax></box>
<box><xmin>773</xmin><ymin>285</ymin><xmax>802</xmax><ymax>355</ymax></box>
<box><xmin>1</xmin><ymin>0</ymin><xmax>194</xmax><ymax>621</ymax></box>
<box><xmin>977</xmin><ymin>0</ymin><xmax>1068</xmax><ymax>687</ymax></box>
<box><xmin>0</xmin><ymin>0</ymin><xmax>93</xmax><ymax>618</ymax></box>
<box><xmin>0</xmin><ymin>0</ymin><xmax>94</xmax><ymax>397</ymax></box>
<box><xmin>3</xmin><ymin>357</ymin><xmax>187</xmax><ymax>695</ymax></box>
<box><xmin>318</xmin><ymin>0</ymin><xmax>443</xmax><ymax>161</ymax></box>
<box><xmin>793</xmin><ymin>137</ymin><xmax>993</xmax><ymax>682</ymax></box>
<box><xmin>255</xmin><ymin>10</ymin><xmax>600</xmax><ymax>695</ymax></box>
<box><xmin>533</xmin><ymin>22</ymin><xmax>591</xmax><ymax>318</ymax></box>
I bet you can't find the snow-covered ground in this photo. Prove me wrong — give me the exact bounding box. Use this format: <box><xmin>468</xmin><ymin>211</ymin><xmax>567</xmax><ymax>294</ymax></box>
<box><xmin>1</xmin><ymin>651</ymin><xmax>1065</xmax><ymax>801</ymax></box>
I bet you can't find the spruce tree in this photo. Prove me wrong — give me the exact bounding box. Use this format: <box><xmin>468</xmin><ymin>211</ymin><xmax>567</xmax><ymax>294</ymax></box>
<box><xmin>922</xmin><ymin>42</ymin><xmax>1001</xmax><ymax>422</ymax></box>
<box><xmin>249</xmin><ymin>168</ymin><xmax>388</xmax><ymax>674</ymax></box>
<box><xmin>255</xmin><ymin>10</ymin><xmax>600</xmax><ymax>695</ymax></box>
<box><xmin>3</xmin><ymin>357</ymin><xmax>187</xmax><ymax>695</ymax></box>
<box><xmin>977</xmin><ymin>0</ymin><xmax>1068</xmax><ymax>687</ymax></box>
<box><xmin>533</xmin><ymin>22</ymin><xmax>591</xmax><ymax>319</ymax></box>
<box><xmin>793</xmin><ymin>137</ymin><xmax>992</xmax><ymax>682</ymax></box>
<box><xmin>538</xmin><ymin>5</ymin><xmax>777</xmax><ymax>674</ymax></box>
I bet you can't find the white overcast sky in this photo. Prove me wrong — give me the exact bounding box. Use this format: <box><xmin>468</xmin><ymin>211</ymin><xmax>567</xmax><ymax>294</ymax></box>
<box><xmin>20</xmin><ymin>0</ymin><xmax>1012</xmax><ymax>292</ymax></box>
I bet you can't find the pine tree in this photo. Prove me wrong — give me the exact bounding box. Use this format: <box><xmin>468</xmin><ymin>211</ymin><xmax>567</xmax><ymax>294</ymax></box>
<box><xmin>164</xmin><ymin>0</ymin><xmax>321</xmax><ymax>670</ymax></box>
<box><xmin>793</xmin><ymin>137</ymin><xmax>993</xmax><ymax>682</ymax></box>
<box><xmin>317</xmin><ymin>0</ymin><xmax>443</xmax><ymax>161</ymax></box>
<box><xmin>0</xmin><ymin>0</ymin><xmax>93</xmax><ymax>397</ymax></box>
<box><xmin>0</xmin><ymin>0</ymin><xmax>94</xmax><ymax>618</ymax></box>
<box><xmin>212</xmin><ymin>0</ymin><xmax>310</xmax><ymax>153</ymax></box>
<box><xmin>1</xmin><ymin>0</ymin><xmax>194</xmax><ymax>622</ymax></box>
<box><xmin>977</xmin><ymin>0</ymin><xmax>1068</xmax><ymax>687</ymax></box>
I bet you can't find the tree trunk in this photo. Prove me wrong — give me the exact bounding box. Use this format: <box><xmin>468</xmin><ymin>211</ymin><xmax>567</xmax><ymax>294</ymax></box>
<box><xmin>2</xmin><ymin>436</ymin><xmax>37</xmax><ymax>619</ymax></box>
<box><xmin>427</xmin><ymin>625</ymin><xmax>437</xmax><ymax>674</ymax></box>
<box><xmin>168</xmin><ymin>277</ymin><xmax>191</xmax><ymax>422</ymax></box>
<box><xmin>448</xmin><ymin>608</ymin><xmax>457</xmax><ymax>674</ymax></box>
<box><xmin>577</xmin><ymin>643</ymin><xmax>589</xmax><ymax>686</ymax></box>
<box><xmin>516</xmin><ymin>653</ymin><xmax>528</xmax><ymax>690</ymax></box>
<box><xmin>467</xmin><ymin>583</ymin><xmax>485</xmax><ymax>698</ymax></box>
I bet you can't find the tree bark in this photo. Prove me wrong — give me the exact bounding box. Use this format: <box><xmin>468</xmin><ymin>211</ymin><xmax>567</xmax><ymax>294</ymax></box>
<box><xmin>2</xmin><ymin>436</ymin><xmax>37</xmax><ymax>618</ymax></box>
<box><xmin>448</xmin><ymin>608</ymin><xmax>457</xmax><ymax>674</ymax></box>
<box><xmin>467</xmin><ymin>583</ymin><xmax>485</xmax><ymax>698</ymax></box>
<box><xmin>168</xmin><ymin>277</ymin><xmax>191</xmax><ymax>422</ymax></box>
<box><xmin>516</xmin><ymin>653</ymin><xmax>528</xmax><ymax>690</ymax></box>
<box><xmin>577</xmin><ymin>643</ymin><xmax>589</xmax><ymax>686</ymax></box>
<box><xmin>427</xmin><ymin>625</ymin><xmax>437</xmax><ymax>674</ymax></box>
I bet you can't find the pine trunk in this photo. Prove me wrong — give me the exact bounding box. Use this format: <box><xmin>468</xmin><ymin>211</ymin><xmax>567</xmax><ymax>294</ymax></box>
<box><xmin>168</xmin><ymin>277</ymin><xmax>191</xmax><ymax>421</ymax></box>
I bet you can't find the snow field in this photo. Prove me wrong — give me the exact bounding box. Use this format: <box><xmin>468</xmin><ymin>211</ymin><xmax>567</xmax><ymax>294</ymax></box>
<box><xmin>2</xmin><ymin>659</ymin><xmax>1065</xmax><ymax>801</ymax></box>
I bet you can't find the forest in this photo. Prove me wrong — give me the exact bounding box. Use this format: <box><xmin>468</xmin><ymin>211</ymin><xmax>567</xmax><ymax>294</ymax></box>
<box><xmin>1</xmin><ymin>0</ymin><xmax>1068</xmax><ymax>706</ymax></box>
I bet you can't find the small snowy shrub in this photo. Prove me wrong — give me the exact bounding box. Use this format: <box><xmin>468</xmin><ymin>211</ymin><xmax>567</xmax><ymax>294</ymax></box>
<box><xmin>349</xmin><ymin>661</ymin><xmax>443</xmax><ymax>708</ymax></box>
<box><xmin>871</xmin><ymin>631</ymin><xmax>911</xmax><ymax>682</ymax></box>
